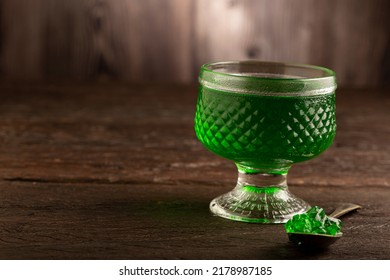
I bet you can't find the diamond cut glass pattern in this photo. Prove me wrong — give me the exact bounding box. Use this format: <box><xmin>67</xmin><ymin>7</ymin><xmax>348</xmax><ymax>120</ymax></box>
<box><xmin>195</xmin><ymin>91</ymin><xmax>336</xmax><ymax>167</ymax></box>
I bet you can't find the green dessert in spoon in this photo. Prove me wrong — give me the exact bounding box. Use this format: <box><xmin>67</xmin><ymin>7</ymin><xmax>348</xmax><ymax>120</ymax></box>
<box><xmin>284</xmin><ymin>206</ymin><xmax>342</xmax><ymax>236</ymax></box>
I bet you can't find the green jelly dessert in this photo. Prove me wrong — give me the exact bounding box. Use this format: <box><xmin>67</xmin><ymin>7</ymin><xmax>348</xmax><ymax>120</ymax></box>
<box><xmin>284</xmin><ymin>206</ymin><xmax>342</xmax><ymax>236</ymax></box>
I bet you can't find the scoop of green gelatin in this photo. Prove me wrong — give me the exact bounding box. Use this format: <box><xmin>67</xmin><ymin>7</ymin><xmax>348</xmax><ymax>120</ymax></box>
<box><xmin>284</xmin><ymin>206</ymin><xmax>342</xmax><ymax>235</ymax></box>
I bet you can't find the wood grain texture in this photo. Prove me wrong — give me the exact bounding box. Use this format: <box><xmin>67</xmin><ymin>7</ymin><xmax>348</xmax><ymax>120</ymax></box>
<box><xmin>0</xmin><ymin>0</ymin><xmax>389</xmax><ymax>86</ymax></box>
<box><xmin>0</xmin><ymin>82</ymin><xmax>388</xmax><ymax>259</ymax></box>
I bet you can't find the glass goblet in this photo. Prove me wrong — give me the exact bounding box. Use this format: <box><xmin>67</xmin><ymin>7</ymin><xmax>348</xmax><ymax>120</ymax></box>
<box><xmin>194</xmin><ymin>61</ymin><xmax>337</xmax><ymax>223</ymax></box>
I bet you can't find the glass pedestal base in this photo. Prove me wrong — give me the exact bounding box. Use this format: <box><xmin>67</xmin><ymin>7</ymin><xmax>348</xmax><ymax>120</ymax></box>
<box><xmin>209</xmin><ymin>171</ymin><xmax>310</xmax><ymax>223</ymax></box>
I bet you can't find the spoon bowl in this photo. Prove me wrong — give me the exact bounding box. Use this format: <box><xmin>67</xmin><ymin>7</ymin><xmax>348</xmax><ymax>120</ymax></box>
<box><xmin>287</xmin><ymin>203</ymin><xmax>361</xmax><ymax>249</ymax></box>
<box><xmin>288</xmin><ymin>232</ymin><xmax>342</xmax><ymax>249</ymax></box>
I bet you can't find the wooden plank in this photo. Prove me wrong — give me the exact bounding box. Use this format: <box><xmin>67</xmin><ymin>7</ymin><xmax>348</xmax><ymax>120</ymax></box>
<box><xmin>1</xmin><ymin>0</ymin><xmax>389</xmax><ymax>85</ymax></box>
<box><xmin>123</xmin><ymin>0</ymin><xmax>195</xmax><ymax>82</ymax></box>
<box><xmin>0</xmin><ymin>181</ymin><xmax>388</xmax><ymax>259</ymax></box>
<box><xmin>0</xmin><ymin>0</ymin><xmax>46</xmax><ymax>79</ymax></box>
<box><xmin>195</xmin><ymin>0</ymin><xmax>390</xmax><ymax>86</ymax></box>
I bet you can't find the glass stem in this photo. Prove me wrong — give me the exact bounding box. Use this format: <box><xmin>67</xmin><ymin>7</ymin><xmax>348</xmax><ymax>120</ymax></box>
<box><xmin>209</xmin><ymin>166</ymin><xmax>309</xmax><ymax>223</ymax></box>
<box><xmin>237</xmin><ymin>171</ymin><xmax>288</xmax><ymax>190</ymax></box>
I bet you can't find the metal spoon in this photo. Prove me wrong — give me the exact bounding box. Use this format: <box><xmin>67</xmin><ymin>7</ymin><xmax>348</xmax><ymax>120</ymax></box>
<box><xmin>288</xmin><ymin>203</ymin><xmax>362</xmax><ymax>249</ymax></box>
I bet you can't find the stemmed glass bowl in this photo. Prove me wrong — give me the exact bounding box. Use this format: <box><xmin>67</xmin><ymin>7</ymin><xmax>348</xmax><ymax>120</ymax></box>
<box><xmin>194</xmin><ymin>61</ymin><xmax>337</xmax><ymax>223</ymax></box>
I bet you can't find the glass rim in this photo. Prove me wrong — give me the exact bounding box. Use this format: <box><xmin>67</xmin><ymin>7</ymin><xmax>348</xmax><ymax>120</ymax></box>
<box><xmin>199</xmin><ymin>60</ymin><xmax>337</xmax><ymax>97</ymax></box>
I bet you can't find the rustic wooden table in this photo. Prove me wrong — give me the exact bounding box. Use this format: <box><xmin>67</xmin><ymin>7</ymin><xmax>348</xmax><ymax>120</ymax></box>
<box><xmin>0</xmin><ymin>83</ymin><xmax>388</xmax><ymax>259</ymax></box>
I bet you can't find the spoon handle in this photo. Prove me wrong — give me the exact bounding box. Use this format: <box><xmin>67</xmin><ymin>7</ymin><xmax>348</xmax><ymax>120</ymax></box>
<box><xmin>329</xmin><ymin>203</ymin><xmax>362</xmax><ymax>218</ymax></box>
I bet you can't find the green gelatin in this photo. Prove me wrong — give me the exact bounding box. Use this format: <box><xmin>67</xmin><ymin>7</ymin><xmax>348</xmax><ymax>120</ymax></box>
<box><xmin>242</xmin><ymin>185</ymin><xmax>280</xmax><ymax>194</ymax></box>
<box><xmin>284</xmin><ymin>206</ymin><xmax>342</xmax><ymax>235</ymax></box>
<box><xmin>194</xmin><ymin>87</ymin><xmax>336</xmax><ymax>170</ymax></box>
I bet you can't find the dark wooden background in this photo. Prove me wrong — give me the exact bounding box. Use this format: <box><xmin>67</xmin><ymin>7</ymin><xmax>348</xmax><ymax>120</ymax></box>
<box><xmin>1</xmin><ymin>0</ymin><xmax>390</xmax><ymax>86</ymax></box>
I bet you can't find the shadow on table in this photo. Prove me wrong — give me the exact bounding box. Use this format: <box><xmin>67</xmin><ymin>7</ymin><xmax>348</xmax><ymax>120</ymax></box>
<box><xmin>92</xmin><ymin>197</ymin><xmax>334</xmax><ymax>259</ymax></box>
